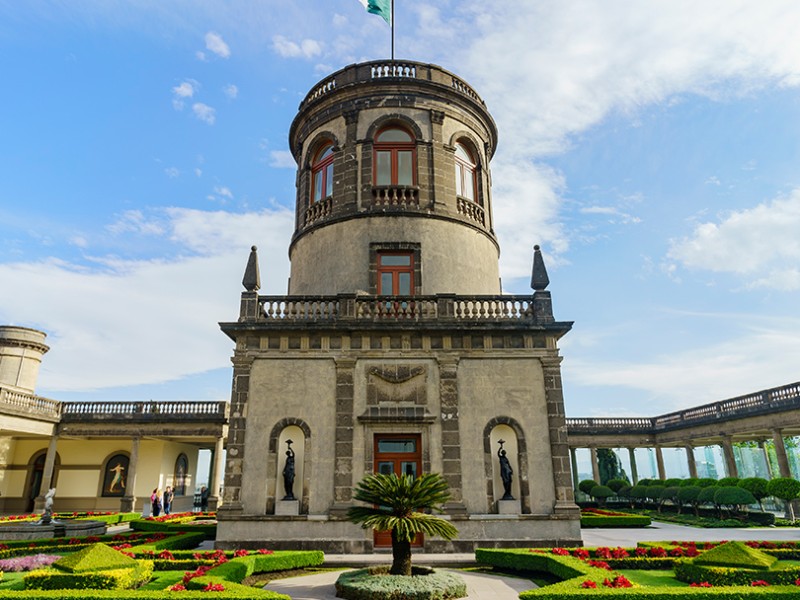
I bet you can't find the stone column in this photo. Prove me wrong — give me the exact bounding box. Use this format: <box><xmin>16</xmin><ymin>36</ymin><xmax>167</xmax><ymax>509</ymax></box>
<box><xmin>439</xmin><ymin>357</ymin><xmax>467</xmax><ymax>514</ymax></box>
<box><xmin>590</xmin><ymin>447</ymin><xmax>600</xmax><ymax>483</ymax></box>
<box><xmin>685</xmin><ymin>444</ymin><xmax>698</xmax><ymax>479</ymax></box>
<box><xmin>218</xmin><ymin>352</ymin><xmax>252</xmax><ymax>515</ymax></box>
<box><xmin>655</xmin><ymin>445</ymin><xmax>666</xmax><ymax>480</ymax></box>
<box><xmin>627</xmin><ymin>447</ymin><xmax>639</xmax><ymax>484</ymax></box>
<box><xmin>759</xmin><ymin>440</ymin><xmax>773</xmax><ymax>479</ymax></box>
<box><xmin>541</xmin><ymin>357</ymin><xmax>578</xmax><ymax>514</ymax></box>
<box><xmin>329</xmin><ymin>358</ymin><xmax>356</xmax><ymax>516</ymax></box>
<box><xmin>34</xmin><ymin>435</ymin><xmax>59</xmax><ymax>511</ymax></box>
<box><xmin>569</xmin><ymin>447</ymin><xmax>579</xmax><ymax>492</ymax></box>
<box><xmin>720</xmin><ymin>435</ymin><xmax>738</xmax><ymax>478</ymax></box>
<box><xmin>120</xmin><ymin>437</ymin><xmax>140</xmax><ymax>513</ymax></box>
<box><xmin>772</xmin><ymin>429</ymin><xmax>792</xmax><ymax>478</ymax></box>
<box><xmin>429</xmin><ymin>109</ymin><xmax>447</xmax><ymax>211</ymax></box>
<box><xmin>208</xmin><ymin>436</ymin><xmax>225</xmax><ymax>510</ymax></box>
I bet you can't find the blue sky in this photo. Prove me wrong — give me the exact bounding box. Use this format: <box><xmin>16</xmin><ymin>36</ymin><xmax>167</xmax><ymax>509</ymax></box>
<box><xmin>1</xmin><ymin>1</ymin><xmax>799</xmax><ymax>417</ymax></box>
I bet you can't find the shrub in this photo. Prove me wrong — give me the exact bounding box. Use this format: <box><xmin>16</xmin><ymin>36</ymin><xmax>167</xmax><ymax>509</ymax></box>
<box><xmin>588</xmin><ymin>485</ymin><xmax>615</xmax><ymax>506</ymax></box>
<box><xmin>718</xmin><ymin>476</ymin><xmax>740</xmax><ymax>487</ymax></box>
<box><xmin>677</xmin><ymin>485</ymin><xmax>702</xmax><ymax>516</ymax></box>
<box><xmin>335</xmin><ymin>566</ymin><xmax>467</xmax><ymax>600</ymax></box>
<box><xmin>713</xmin><ymin>486</ymin><xmax>756</xmax><ymax>519</ymax></box>
<box><xmin>578</xmin><ymin>479</ymin><xmax>598</xmax><ymax>495</ymax></box>
<box><xmin>646</xmin><ymin>484</ymin><xmax>666</xmax><ymax>509</ymax></box>
<box><xmin>53</xmin><ymin>543</ymin><xmax>137</xmax><ymax>573</ymax></box>
<box><xmin>767</xmin><ymin>477</ymin><xmax>800</xmax><ymax>521</ymax></box>
<box><xmin>680</xmin><ymin>478</ymin><xmax>699</xmax><ymax>487</ymax></box>
<box><xmin>697</xmin><ymin>478</ymin><xmax>717</xmax><ymax>488</ymax></box>
<box><xmin>739</xmin><ymin>477</ymin><xmax>770</xmax><ymax>510</ymax></box>
<box><xmin>664</xmin><ymin>478</ymin><xmax>683</xmax><ymax>487</ymax></box>
<box><xmin>24</xmin><ymin>561</ymin><xmax>153</xmax><ymax>590</ymax></box>
<box><xmin>661</xmin><ymin>486</ymin><xmax>680</xmax><ymax>507</ymax></box>
<box><xmin>694</xmin><ymin>541</ymin><xmax>777</xmax><ymax>570</ymax></box>
<box><xmin>605</xmin><ymin>479</ymin><xmax>629</xmax><ymax>493</ymax></box>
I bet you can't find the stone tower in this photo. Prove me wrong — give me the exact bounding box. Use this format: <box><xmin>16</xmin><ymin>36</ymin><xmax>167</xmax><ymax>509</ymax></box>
<box><xmin>217</xmin><ymin>61</ymin><xmax>580</xmax><ymax>551</ymax></box>
<box><xmin>0</xmin><ymin>326</ymin><xmax>49</xmax><ymax>394</ymax></box>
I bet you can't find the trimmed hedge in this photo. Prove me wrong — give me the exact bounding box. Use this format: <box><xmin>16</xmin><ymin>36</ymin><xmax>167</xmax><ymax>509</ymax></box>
<box><xmin>674</xmin><ymin>558</ymin><xmax>800</xmax><ymax>587</ymax></box>
<box><xmin>24</xmin><ymin>561</ymin><xmax>153</xmax><ymax>590</ymax></box>
<box><xmin>335</xmin><ymin>566</ymin><xmax>467</xmax><ymax>600</ymax></box>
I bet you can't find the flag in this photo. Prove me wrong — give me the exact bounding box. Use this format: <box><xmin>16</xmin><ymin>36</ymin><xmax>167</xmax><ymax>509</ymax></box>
<box><xmin>358</xmin><ymin>0</ymin><xmax>391</xmax><ymax>25</ymax></box>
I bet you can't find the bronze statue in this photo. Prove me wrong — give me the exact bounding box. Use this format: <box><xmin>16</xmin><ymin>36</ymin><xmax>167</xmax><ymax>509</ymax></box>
<box><xmin>282</xmin><ymin>439</ymin><xmax>296</xmax><ymax>501</ymax></box>
<box><xmin>497</xmin><ymin>440</ymin><xmax>514</xmax><ymax>501</ymax></box>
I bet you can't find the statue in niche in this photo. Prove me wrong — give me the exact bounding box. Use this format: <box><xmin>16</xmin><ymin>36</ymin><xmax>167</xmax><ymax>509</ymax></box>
<box><xmin>497</xmin><ymin>440</ymin><xmax>515</xmax><ymax>501</ymax></box>
<box><xmin>282</xmin><ymin>439</ymin><xmax>296</xmax><ymax>501</ymax></box>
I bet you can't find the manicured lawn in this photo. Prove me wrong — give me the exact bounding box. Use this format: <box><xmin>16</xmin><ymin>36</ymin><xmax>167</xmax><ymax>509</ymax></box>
<box><xmin>136</xmin><ymin>570</ymin><xmax>185</xmax><ymax>590</ymax></box>
<box><xmin>0</xmin><ymin>572</ymin><xmax>25</xmax><ymax>590</ymax></box>
<box><xmin>617</xmin><ymin>569</ymin><xmax>690</xmax><ymax>588</ymax></box>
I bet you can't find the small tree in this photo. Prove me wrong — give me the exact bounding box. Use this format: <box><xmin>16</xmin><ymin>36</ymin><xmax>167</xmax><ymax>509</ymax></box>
<box><xmin>629</xmin><ymin>485</ymin><xmax>649</xmax><ymax>508</ymax></box>
<box><xmin>677</xmin><ymin>485</ymin><xmax>702</xmax><ymax>516</ymax></box>
<box><xmin>347</xmin><ymin>473</ymin><xmax>458</xmax><ymax>575</ymax></box>
<box><xmin>767</xmin><ymin>477</ymin><xmax>800</xmax><ymax>522</ymax></box>
<box><xmin>738</xmin><ymin>477</ymin><xmax>769</xmax><ymax>512</ymax></box>
<box><xmin>589</xmin><ymin>485</ymin><xmax>615</xmax><ymax>507</ymax></box>
<box><xmin>713</xmin><ymin>486</ymin><xmax>756</xmax><ymax>520</ymax></box>
<box><xmin>578</xmin><ymin>479</ymin><xmax>598</xmax><ymax>496</ymax></box>
<box><xmin>646</xmin><ymin>485</ymin><xmax>666</xmax><ymax>511</ymax></box>
<box><xmin>664</xmin><ymin>478</ymin><xmax>682</xmax><ymax>487</ymax></box>
<box><xmin>698</xmin><ymin>485</ymin><xmax>721</xmax><ymax>518</ymax></box>
<box><xmin>661</xmin><ymin>486</ymin><xmax>681</xmax><ymax>512</ymax></box>
<box><xmin>606</xmin><ymin>479</ymin><xmax>629</xmax><ymax>494</ymax></box>
<box><xmin>718</xmin><ymin>476</ymin><xmax>740</xmax><ymax>487</ymax></box>
<box><xmin>697</xmin><ymin>478</ymin><xmax>717</xmax><ymax>488</ymax></box>
<box><xmin>680</xmin><ymin>478</ymin><xmax>699</xmax><ymax>487</ymax></box>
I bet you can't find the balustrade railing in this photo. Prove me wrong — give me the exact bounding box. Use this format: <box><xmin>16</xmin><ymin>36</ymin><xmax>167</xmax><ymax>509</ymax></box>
<box><xmin>255</xmin><ymin>294</ymin><xmax>540</xmax><ymax>323</ymax></box>
<box><xmin>298</xmin><ymin>61</ymin><xmax>487</xmax><ymax>110</ymax></box>
<box><xmin>60</xmin><ymin>400</ymin><xmax>227</xmax><ymax>421</ymax></box>
<box><xmin>456</xmin><ymin>197</ymin><xmax>486</xmax><ymax>226</ymax></box>
<box><xmin>304</xmin><ymin>196</ymin><xmax>332</xmax><ymax>225</ymax></box>
<box><xmin>567</xmin><ymin>381</ymin><xmax>800</xmax><ymax>435</ymax></box>
<box><xmin>371</xmin><ymin>186</ymin><xmax>419</xmax><ymax>207</ymax></box>
<box><xmin>0</xmin><ymin>386</ymin><xmax>61</xmax><ymax>420</ymax></box>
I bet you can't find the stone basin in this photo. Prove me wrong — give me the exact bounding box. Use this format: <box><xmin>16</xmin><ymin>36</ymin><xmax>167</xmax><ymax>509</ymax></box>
<box><xmin>0</xmin><ymin>519</ymin><xmax>107</xmax><ymax>541</ymax></box>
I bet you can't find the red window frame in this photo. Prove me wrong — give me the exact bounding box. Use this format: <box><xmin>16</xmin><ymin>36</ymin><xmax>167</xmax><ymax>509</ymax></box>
<box><xmin>311</xmin><ymin>144</ymin><xmax>334</xmax><ymax>203</ymax></box>
<box><xmin>373</xmin><ymin>127</ymin><xmax>416</xmax><ymax>186</ymax></box>
<box><xmin>377</xmin><ymin>252</ymin><xmax>415</xmax><ymax>295</ymax></box>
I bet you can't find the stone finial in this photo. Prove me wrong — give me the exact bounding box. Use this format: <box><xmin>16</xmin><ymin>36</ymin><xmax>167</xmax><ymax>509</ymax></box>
<box><xmin>530</xmin><ymin>245</ymin><xmax>550</xmax><ymax>291</ymax></box>
<box><xmin>242</xmin><ymin>246</ymin><xmax>261</xmax><ymax>292</ymax></box>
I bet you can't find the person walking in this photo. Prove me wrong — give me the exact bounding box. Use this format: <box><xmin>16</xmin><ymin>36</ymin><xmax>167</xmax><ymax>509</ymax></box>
<box><xmin>163</xmin><ymin>486</ymin><xmax>173</xmax><ymax>515</ymax></box>
<box><xmin>150</xmin><ymin>488</ymin><xmax>162</xmax><ymax>517</ymax></box>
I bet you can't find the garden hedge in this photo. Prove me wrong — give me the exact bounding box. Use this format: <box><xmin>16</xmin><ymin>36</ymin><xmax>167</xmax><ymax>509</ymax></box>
<box><xmin>335</xmin><ymin>566</ymin><xmax>467</xmax><ymax>600</ymax></box>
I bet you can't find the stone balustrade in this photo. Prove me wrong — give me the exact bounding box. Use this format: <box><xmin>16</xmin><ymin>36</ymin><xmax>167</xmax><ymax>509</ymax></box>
<box><xmin>371</xmin><ymin>185</ymin><xmax>419</xmax><ymax>207</ymax></box>
<box><xmin>60</xmin><ymin>400</ymin><xmax>228</xmax><ymax>422</ymax></box>
<box><xmin>298</xmin><ymin>60</ymin><xmax>488</xmax><ymax>110</ymax></box>
<box><xmin>255</xmin><ymin>294</ymin><xmax>544</xmax><ymax>324</ymax></box>
<box><xmin>456</xmin><ymin>197</ymin><xmax>486</xmax><ymax>226</ymax></box>
<box><xmin>0</xmin><ymin>385</ymin><xmax>61</xmax><ymax>421</ymax></box>
<box><xmin>567</xmin><ymin>381</ymin><xmax>800</xmax><ymax>435</ymax></box>
<box><xmin>304</xmin><ymin>196</ymin><xmax>333</xmax><ymax>225</ymax></box>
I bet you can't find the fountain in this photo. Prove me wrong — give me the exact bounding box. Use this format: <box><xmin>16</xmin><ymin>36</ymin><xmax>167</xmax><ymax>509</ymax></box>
<box><xmin>0</xmin><ymin>488</ymin><xmax>107</xmax><ymax>541</ymax></box>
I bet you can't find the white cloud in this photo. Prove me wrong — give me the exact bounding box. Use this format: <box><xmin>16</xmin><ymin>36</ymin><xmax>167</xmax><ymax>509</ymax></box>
<box><xmin>204</xmin><ymin>31</ymin><xmax>230</xmax><ymax>58</ymax></box>
<box><xmin>106</xmin><ymin>210</ymin><xmax>165</xmax><ymax>236</ymax></box>
<box><xmin>332</xmin><ymin>14</ymin><xmax>347</xmax><ymax>27</ymax></box>
<box><xmin>164</xmin><ymin>167</ymin><xmax>180</xmax><ymax>178</ymax></box>
<box><xmin>192</xmin><ymin>102</ymin><xmax>216</xmax><ymax>125</ymax></box>
<box><xmin>442</xmin><ymin>1</ymin><xmax>800</xmax><ymax>280</ymax></box>
<box><xmin>69</xmin><ymin>236</ymin><xmax>88</xmax><ymax>249</ymax></box>
<box><xmin>580</xmin><ymin>206</ymin><xmax>641</xmax><ymax>225</ymax></box>
<box><xmin>223</xmin><ymin>84</ymin><xmax>238</xmax><ymax>99</ymax></box>
<box><xmin>195</xmin><ymin>51</ymin><xmax>206</xmax><ymax>61</ymax></box>
<box><xmin>0</xmin><ymin>207</ymin><xmax>293</xmax><ymax>392</ymax></box>
<box><xmin>667</xmin><ymin>189</ymin><xmax>800</xmax><ymax>288</ymax></box>
<box><xmin>269</xmin><ymin>150</ymin><xmax>296</xmax><ymax>169</ymax></box>
<box><xmin>194</xmin><ymin>168</ymin><xmax>203</xmax><ymax>177</ymax></box>
<box><xmin>214</xmin><ymin>186</ymin><xmax>233</xmax><ymax>200</ymax></box>
<box><xmin>569</xmin><ymin>317</ymin><xmax>800</xmax><ymax>414</ymax></box>
<box><xmin>171</xmin><ymin>79</ymin><xmax>198</xmax><ymax>110</ymax></box>
<box><xmin>272</xmin><ymin>35</ymin><xmax>322</xmax><ymax>59</ymax></box>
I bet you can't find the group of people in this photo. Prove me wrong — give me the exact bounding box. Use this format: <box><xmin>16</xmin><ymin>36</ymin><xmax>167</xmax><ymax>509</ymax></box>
<box><xmin>149</xmin><ymin>485</ymin><xmax>210</xmax><ymax>516</ymax></box>
<box><xmin>150</xmin><ymin>486</ymin><xmax>174</xmax><ymax>517</ymax></box>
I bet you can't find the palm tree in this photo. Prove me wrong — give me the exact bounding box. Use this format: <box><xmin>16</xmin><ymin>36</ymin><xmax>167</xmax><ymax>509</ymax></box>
<box><xmin>347</xmin><ymin>472</ymin><xmax>458</xmax><ymax>575</ymax></box>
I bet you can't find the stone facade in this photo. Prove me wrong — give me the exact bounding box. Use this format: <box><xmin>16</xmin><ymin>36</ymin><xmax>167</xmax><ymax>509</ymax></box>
<box><xmin>216</xmin><ymin>60</ymin><xmax>581</xmax><ymax>551</ymax></box>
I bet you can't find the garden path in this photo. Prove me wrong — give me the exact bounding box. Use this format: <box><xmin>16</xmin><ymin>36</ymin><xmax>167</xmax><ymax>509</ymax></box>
<box><xmin>582</xmin><ymin>520</ymin><xmax>800</xmax><ymax>547</ymax></box>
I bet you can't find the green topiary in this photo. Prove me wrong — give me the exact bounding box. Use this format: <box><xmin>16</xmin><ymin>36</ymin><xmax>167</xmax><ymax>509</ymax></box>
<box><xmin>617</xmin><ymin>484</ymin><xmax>632</xmax><ymax>498</ymax></box>
<box><xmin>578</xmin><ymin>479</ymin><xmax>598</xmax><ymax>495</ymax></box>
<box><xmin>696</xmin><ymin>477</ymin><xmax>717</xmax><ymax>488</ymax></box>
<box><xmin>767</xmin><ymin>477</ymin><xmax>800</xmax><ymax>521</ymax></box>
<box><xmin>693</xmin><ymin>540</ymin><xmax>777</xmax><ymax>570</ymax></box>
<box><xmin>713</xmin><ymin>486</ymin><xmax>756</xmax><ymax>519</ymax></box>
<box><xmin>717</xmin><ymin>476</ymin><xmax>740</xmax><ymax>487</ymax></box>
<box><xmin>738</xmin><ymin>477</ymin><xmax>769</xmax><ymax>511</ymax></box>
<box><xmin>605</xmin><ymin>478</ymin><xmax>629</xmax><ymax>493</ymax></box>
<box><xmin>664</xmin><ymin>478</ymin><xmax>682</xmax><ymax>487</ymax></box>
<box><xmin>588</xmin><ymin>485</ymin><xmax>614</xmax><ymax>507</ymax></box>
<box><xmin>679</xmin><ymin>477</ymin><xmax>698</xmax><ymax>487</ymax></box>
<box><xmin>53</xmin><ymin>542</ymin><xmax>137</xmax><ymax>573</ymax></box>
<box><xmin>335</xmin><ymin>566</ymin><xmax>467</xmax><ymax>600</ymax></box>
<box><xmin>676</xmin><ymin>485</ymin><xmax>702</xmax><ymax>515</ymax></box>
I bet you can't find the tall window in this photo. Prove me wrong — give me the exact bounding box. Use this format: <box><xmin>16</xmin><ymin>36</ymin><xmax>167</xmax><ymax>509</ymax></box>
<box><xmin>374</xmin><ymin>127</ymin><xmax>415</xmax><ymax>186</ymax></box>
<box><xmin>311</xmin><ymin>144</ymin><xmax>334</xmax><ymax>203</ymax></box>
<box><xmin>454</xmin><ymin>142</ymin><xmax>477</xmax><ymax>202</ymax></box>
<box><xmin>377</xmin><ymin>252</ymin><xmax>414</xmax><ymax>295</ymax></box>
<box><xmin>174</xmin><ymin>454</ymin><xmax>188</xmax><ymax>496</ymax></box>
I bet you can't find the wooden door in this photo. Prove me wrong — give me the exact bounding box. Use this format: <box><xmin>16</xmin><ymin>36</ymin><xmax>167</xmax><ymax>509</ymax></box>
<box><xmin>373</xmin><ymin>434</ymin><xmax>423</xmax><ymax>548</ymax></box>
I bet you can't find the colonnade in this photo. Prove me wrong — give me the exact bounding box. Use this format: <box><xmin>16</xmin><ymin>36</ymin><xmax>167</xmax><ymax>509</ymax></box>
<box><xmin>569</xmin><ymin>427</ymin><xmax>795</xmax><ymax>489</ymax></box>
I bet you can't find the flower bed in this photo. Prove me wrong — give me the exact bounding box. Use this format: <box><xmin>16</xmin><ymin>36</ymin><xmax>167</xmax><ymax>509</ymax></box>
<box><xmin>581</xmin><ymin>508</ymin><xmax>651</xmax><ymax>528</ymax></box>
<box><xmin>129</xmin><ymin>513</ymin><xmax>217</xmax><ymax>539</ymax></box>
<box><xmin>335</xmin><ymin>565</ymin><xmax>467</xmax><ymax>600</ymax></box>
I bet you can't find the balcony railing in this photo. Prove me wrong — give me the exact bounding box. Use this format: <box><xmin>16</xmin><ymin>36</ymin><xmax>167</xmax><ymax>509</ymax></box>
<box><xmin>0</xmin><ymin>386</ymin><xmax>61</xmax><ymax>421</ymax></box>
<box><xmin>60</xmin><ymin>401</ymin><xmax>228</xmax><ymax>422</ymax></box>
<box><xmin>567</xmin><ymin>381</ymin><xmax>800</xmax><ymax>435</ymax></box>
<box><xmin>456</xmin><ymin>197</ymin><xmax>486</xmax><ymax>226</ymax></box>
<box><xmin>298</xmin><ymin>60</ymin><xmax>487</xmax><ymax>110</ymax></box>
<box><xmin>253</xmin><ymin>294</ymin><xmax>552</xmax><ymax>324</ymax></box>
<box><xmin>304</xmin><ymin>196</ymin><xmax>332</xmax><ymax>225</ymax></box>
<box><xmin>371</xmin><ymin>186</ymin><xmax>419</xmax><ymax>208</ymax></box>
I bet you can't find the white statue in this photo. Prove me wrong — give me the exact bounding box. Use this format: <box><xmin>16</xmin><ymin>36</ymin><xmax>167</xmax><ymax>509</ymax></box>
<box><xmin>41</xmin><ymin>488</ymin><xmax>56</xmax><ymax>523</ymax></box>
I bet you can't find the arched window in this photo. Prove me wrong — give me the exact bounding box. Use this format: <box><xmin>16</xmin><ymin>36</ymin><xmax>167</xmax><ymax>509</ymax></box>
<box><xmin>454</xmin><ymin>142</ymin><xmax>477</xmax><ymax>202</ymax></box>
<box><xmin>311</xmin><ymin>144</ymin><xmax>334</xmax><ymax>203</ymax></box>
<box><xmin>374</xmin><ymin>127</ymin><xmax>415</xmax><ymax>186</ymax></box>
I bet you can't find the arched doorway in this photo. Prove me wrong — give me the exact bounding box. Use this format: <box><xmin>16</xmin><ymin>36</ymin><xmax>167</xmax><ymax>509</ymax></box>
<box><xmin>25</xmin><ymin>453</ymin><xmax>46</xmax><ymax>513</ymax></box>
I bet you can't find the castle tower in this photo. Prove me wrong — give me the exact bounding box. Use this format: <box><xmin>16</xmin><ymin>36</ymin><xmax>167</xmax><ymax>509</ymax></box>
<box><xmin>217</xmin><ymin>61</ymin><xmax>580</xmax><ymax>551</ymax></box>
<box><xmin>0</xmin><ymin>326</ymin><xmax>49</xmax><ymax>394</ymax></box>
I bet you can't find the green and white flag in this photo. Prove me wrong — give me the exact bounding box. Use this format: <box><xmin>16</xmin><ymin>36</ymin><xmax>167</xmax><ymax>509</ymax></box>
<box><xmin>358</xmin><ymin>0</ymin><xmax>391</xmax><ymax>25</ymax></box>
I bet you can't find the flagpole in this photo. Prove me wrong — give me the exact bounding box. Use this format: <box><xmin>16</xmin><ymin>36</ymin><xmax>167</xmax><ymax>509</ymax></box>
<box><xmin>391</xmin><ymin>0</ymin><xmax>395</xmax><ymax>63</ymax></box>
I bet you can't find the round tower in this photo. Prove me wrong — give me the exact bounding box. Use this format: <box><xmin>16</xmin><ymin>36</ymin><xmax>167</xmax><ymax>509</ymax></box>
<box><xmin>287</xmin><ymin>61</ymin><xmax>500</xmax><ymax>295</ymax></box>
<box><xmin>0</xmin><ymin>326</ymin><xmax>49</xmax><ymax>394</ymax></box>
